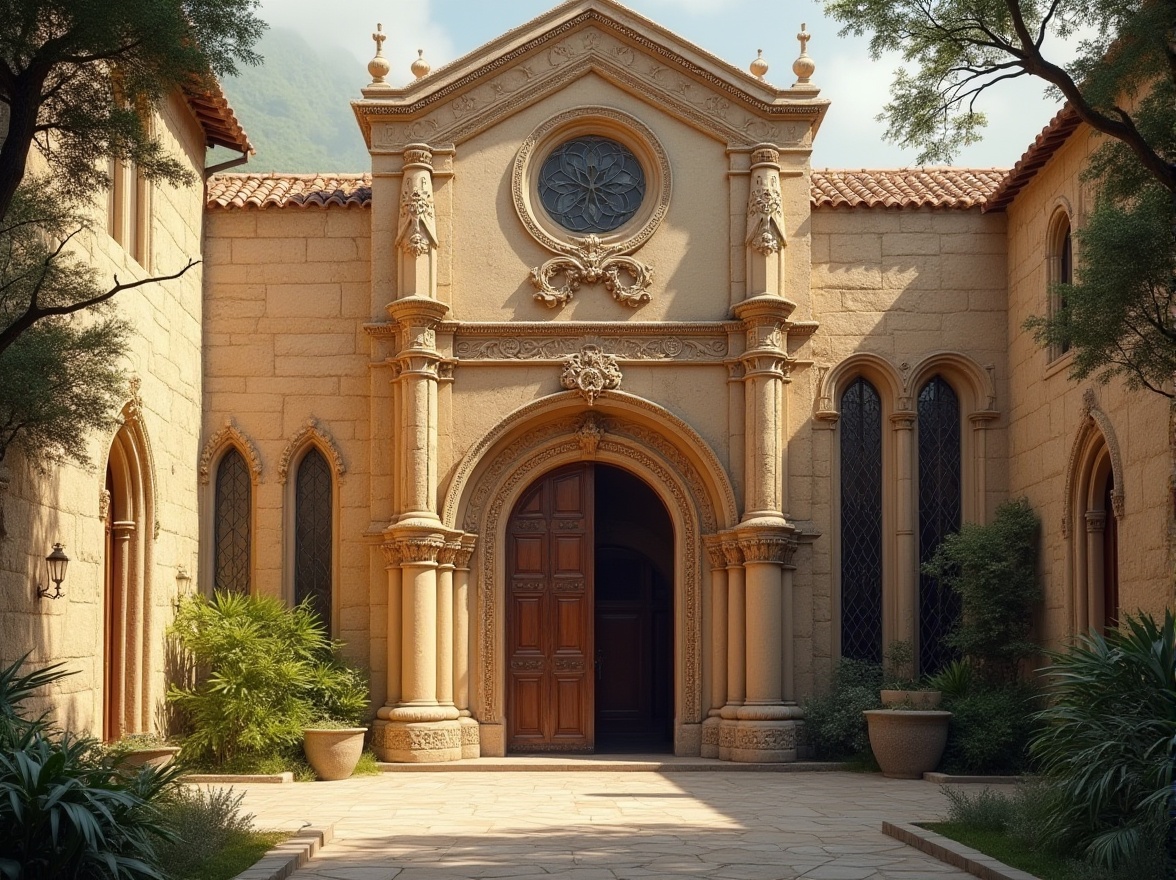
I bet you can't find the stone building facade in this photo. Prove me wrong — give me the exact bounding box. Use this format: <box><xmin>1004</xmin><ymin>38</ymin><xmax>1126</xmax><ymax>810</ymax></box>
<box><xmin>3</xmin><ymin>0</ymin><xmax>1172</xmax><ymax>762</ymax></box>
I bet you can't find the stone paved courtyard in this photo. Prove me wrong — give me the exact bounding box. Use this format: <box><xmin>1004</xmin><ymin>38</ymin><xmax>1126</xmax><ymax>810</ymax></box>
<box><xmin>210</xmin><ymin>768</ymin><xmax>981</xmax><ymax>879</ymax></box>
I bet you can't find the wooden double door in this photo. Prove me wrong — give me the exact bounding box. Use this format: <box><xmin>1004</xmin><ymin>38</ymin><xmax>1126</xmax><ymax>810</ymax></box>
<box><xmin>506</xmin><ymin>463</ymin><xmax>673</xmax><ymax>753</ymax></box>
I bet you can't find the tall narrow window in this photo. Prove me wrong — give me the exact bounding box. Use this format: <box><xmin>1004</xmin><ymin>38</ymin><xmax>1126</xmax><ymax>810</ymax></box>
<box><xmin>917</xmin><ymin>376</ymin><xmax>962</xmax><ymax>675</ymax></box>
<box><xmin>213</xmin><ymin>449</ymin><xmax>251</xmax><ymax>594</ymax></box>
<box><xmin>840</xmin><ymin>377</ymin><xmax>883</xmax><ymax>663</ymax></box>
<box><xmin>1050</xmin><ymin>213</ymin><xmax>1073</xmax><ymax>358</ymax></box>
<box><xmin>294</xmin><ymin>448</ymin><xmax>333</xmax><ymax>628</ymax></box>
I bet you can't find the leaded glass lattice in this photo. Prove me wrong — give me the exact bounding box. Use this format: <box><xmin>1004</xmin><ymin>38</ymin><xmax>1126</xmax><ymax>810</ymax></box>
<box><xmin>840</xmin><ymin>378</ymin><xmax>884</xmax><ymax>664</ymax></box>
<box><xmin>538</xmin><ymin>136</ymin><xmax>645</xmax><ymax>233</ymax></box>
<box><xmin>213</xmin><ymin>449</ymin><xmax>250</xmax><ymax>595</ymax></box>
<box><xmin>917</xmin><ymin>376</ymin><xmax>962</xmax><ymax>675</ymax></box>
<box><xmin>295</xmin><ymin>448</ymin><xmax>333</xmax><ymax>629</ymax></box>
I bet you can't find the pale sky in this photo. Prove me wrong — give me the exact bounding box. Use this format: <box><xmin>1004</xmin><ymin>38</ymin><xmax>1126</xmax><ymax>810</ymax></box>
<box><xmin>255</xmin><ymin>0</ymin><xmax>1065</xmax><ymax>169</ymax></box>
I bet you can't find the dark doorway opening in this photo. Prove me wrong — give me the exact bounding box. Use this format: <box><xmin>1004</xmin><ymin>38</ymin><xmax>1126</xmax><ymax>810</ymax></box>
<box><xmin>593</xmin><ymin>465</ymin><xmax>674</xmax><ymax>752</ymax></box>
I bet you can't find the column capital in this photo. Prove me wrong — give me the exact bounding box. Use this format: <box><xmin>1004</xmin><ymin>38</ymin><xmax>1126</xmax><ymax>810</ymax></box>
<box><xmin>703</xmin><ymin>535</ymin><xmax>727</xmax><ymax>570</ymax></box>
<box><xmin>890</xmin><ymin>411</ymin><xmax>916</xmax><ymax>430</ymax></box>
<box><xmin>1085</xmin><ymin>509</ymin><xmax>1107</xmax><ymax>533</ymax></box>
<box><xmin>735</xmin><ymin>530</ymin><xmax>797</xmax><ymax>566</ymax></box>
<box><xmin>721</xmin><ymin>539</ymin><xmax>744</xmax><ymax>568</ymax></box>
<box><xmin>384</xmin><ymin>522</ymin><xmax>449</xmax><ymax>565</ymax></box>
<box><xmin>453</xmin><ymin>533</ymin><xmax>477</xmax><ymax>570</ymax></box>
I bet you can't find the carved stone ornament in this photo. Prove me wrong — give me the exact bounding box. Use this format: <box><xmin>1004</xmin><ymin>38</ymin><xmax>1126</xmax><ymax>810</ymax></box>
<box><xmin>199</xmin><ymin>418</ymin><xmax>262</xmax><ymax>485</ymax></box>
<box><xmin>530</xmin><ymin>234</ymin><xmax>653</xmax><ymax>308</ymax></box>
<box><xmin>277</xmin><ymin>418</ymin><xmax>346</xmax><ymax>485</ymax></box>
<box><xmin>576</xmin><ymin>412</ymin><xmax>605</xmax><ymax>456</ymax></box>
<box><xmin>560</xmin><ymin>345</ymin><xmax>623</xmax><ymax>405</ymax></box>
<box><xmin>746</xmin><ymin>173</ymin><xmax>786</xmax><ymax>256</ymax></box>
<box><xmin>396</xmin><ymin>176</ymin><xmax>437</xmax><ymax>257</ymax></box>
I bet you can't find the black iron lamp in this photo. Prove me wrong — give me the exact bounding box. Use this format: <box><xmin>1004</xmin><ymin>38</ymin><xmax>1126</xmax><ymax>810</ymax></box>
<box><xmin>37</xmin><ymin>543</ymin><xmax>69</xmax><ymax>600</ymax></box>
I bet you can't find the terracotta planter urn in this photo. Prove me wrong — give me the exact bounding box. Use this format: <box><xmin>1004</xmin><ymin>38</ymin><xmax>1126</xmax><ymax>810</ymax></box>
<box><xmin>116</xmin><ymin>746</ymin><xmax>181</xmax><ymax>771</ymax></box>
<box><xmin>302</xmin><ymin>728</ymin><xmax>367</xmax><ymax>781</ymax></box>
<box><xmin>880</xmin><ymin>689</ymin><xmax>943</xmax><ymax>709</ymax></box>
<box><xmin>863</xmin><ymin>709</ymin><xmax>952</xmax><ymax>779</ymax></box>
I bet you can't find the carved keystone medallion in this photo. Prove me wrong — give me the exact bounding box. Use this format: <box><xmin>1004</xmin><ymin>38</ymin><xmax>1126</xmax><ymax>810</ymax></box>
<box><xmin>560</xmin><ymin>345</ymin><xmax>622</xmax><ymax>405</ymax></box>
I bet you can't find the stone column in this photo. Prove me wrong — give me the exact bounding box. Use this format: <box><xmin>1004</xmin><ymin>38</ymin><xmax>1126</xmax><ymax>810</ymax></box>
<box><xmin>371</xmin><ymin>143</ymin><xmax>461</xmax><ymax>763</ymax></box>
<box><xmin>453</xmin><ymin>534</ymin><xmax>480</xmax><ymax>758</ymax></box>
<box><xmin>1085</xmin><ymin>509</ymin><xmax>1106</xmax><ymax>633</ymax></box>
<box><xmin>436</xmin><ymin>542</ymin><xmax>457</xmax><ymax>710</ymax></box>
<box><xmin>110</xmin><ymin>521</ymin><xmax>134</xmax><ymax>740</ymax></box>
<box><xmin>701</xmin><ymin>536</ymin><xmax>728</xmax><ymax>758</ymax></box>
<box><xmin>891</xmin><ymin>411</ymin><xmax>917</xmax><ymax>648</ymax></box>
<box><xmin>718</xmin><ymin>539</ymin><xmax>744</xmax><ymax>761</ymax></box>
<box><xmin>380</xmin><ymin>543</ymin><xmax>402</xmax><ymax>706</ymax></box>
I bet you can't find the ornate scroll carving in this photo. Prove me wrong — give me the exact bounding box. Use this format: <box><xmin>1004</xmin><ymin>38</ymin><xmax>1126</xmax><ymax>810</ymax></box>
<box><xmin>560</xmin><ymin>345</ymin><xmax>622</xmax><ymax>405</ymax></box>
<box><xmin>530</xmin><ymin>234</ymin><xmax>653</xmax><ymax>307</ymax></box>
<box><xmin>199</xmin><ymin>419</ymin><xmax>262</xmax><ymax>485</ymax></box>
<box><xmin>453</xmin><ymin>328</ymin><xmax>728</xmax><ymax>362</ymax></box>
<box><xmin>277</xmin><ymin>418</ymin><xmax>346</xmax><ymax>485</ymax></box>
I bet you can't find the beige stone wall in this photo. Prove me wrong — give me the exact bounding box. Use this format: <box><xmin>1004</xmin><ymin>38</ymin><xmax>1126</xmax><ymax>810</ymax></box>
<box><xmin>0</xmin><ymin>91</ymin><xmax>208</xmax><ymax>734</ymax></box>
<box><xmin>1005</xmin><ymin>130</ymin><xmax>1173</xmax><ymax>645</ymax></box>
<box><xmin>802</xmin><ymin>206</ymin><xmax>1010</xmax><ymax>693</ymax></box>
<box><xmin>200</xmin><ymin>208</ymin><xmax>381</xmax><ymax>693</ymax></box>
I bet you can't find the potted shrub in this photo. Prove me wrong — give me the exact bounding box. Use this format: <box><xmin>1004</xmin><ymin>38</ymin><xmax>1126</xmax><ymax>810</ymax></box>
<box><xmin>302</xmin><ymin>720</ymin><xmax>368</xmax><ymax>781</ymax></box>
<box><xmin>107</xmin><ymin>733</ymin><xmax>182</xmax><ymax>771</ymax></box>
<box><xmin>864</xmin><ymin>640</ymin><xmax>952</xmax><ymax>778</ymax></box>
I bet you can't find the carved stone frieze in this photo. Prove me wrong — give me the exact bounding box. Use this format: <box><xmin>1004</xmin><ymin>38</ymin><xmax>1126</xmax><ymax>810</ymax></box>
<box><xmin>453</xmin><ymin>326</ymin><xmax>729</xmax><ymax>362</ymax></box>
<box><xmin>734</xmin><ymin>725</ymin><xmax>797</xmax><ymax>750</ymax></box>
<box><xmin>560</xmin><ymin>345</ymin><xmax>622</xmax><ymax>405</ymax></box>
<box><xmin>701</xmin><ymin>723</ymin><xmax>720</xmax><ymax>745</ymax></box>
<box><xmin>374</xmin><ymin>724</ymin><xmax>461</xmax><ymax>752</ymax></box>
<box><xmin>530</xmin><ymin>235</ymin><xmax>654</xmax><ymax>308</ymax></box>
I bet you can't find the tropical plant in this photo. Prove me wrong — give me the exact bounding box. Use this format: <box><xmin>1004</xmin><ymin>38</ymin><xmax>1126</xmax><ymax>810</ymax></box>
<box><xmin>801</xmin><ymin>658</ymin><xmax>881</xmax><ymax>759</ymax></box>
<box><xmin>1031</xmin><ymin>611</ymin><xmax>1176</xmax><ymax>869</ymax></box>
<box><xmin>168</xmin><ymin>592</ymin><xmax>369</xmax><ymax>768</ymax></box>
<box><xmin>923</xmin><ymin>499</ymin><xmax>1041</xmax><ymax>685</ymax></box>
<box><xmin>0</xmin><ymin>656</ymin><xmax>177</xmax><ymax>880</ymax></box>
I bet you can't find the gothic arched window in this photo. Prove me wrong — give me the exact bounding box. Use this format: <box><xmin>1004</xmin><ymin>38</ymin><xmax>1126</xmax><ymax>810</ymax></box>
<box><xmin>917</xmin><ymin>376</ymin><xmax>962</xmax><ymax>675</ymax></box>
<box><xmin>840</xmin><ymin>377</ymin><xmax>883</xmax><ymax>664</ymax></box>
<box><xmin>294</xmin><ymin>448</ymin><xmax>333</xmax><ymax>628</ymax></box>
<box><xmin>213</xmin><ymin>448</ymin><xmax>251</xmax><ymax>595</ymax></box>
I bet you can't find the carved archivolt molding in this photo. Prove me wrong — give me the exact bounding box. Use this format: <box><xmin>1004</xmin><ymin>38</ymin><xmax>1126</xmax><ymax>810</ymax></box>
<box><xmin>441</xmin><ymin>390</ymin><xmax>738</xmax><ymax>532</ymax></box>
<box><xmin>467</xmin><ymin>428</ymin><xmax>704</xmax><ymax>727</ymax></box>
<box><xmin>815</xmin><ymin>351</ymin><xmax>997</xmax><ymax>419</ymax></box>
<box><xmin>199</xmin><ymin>418</ymin><xmax>263</xmax><ymax>485</ymax></box>
<box><xmin>530</xmin><ymin>234</ymin><xmax>653</xmax><ymax>308</ymax></box>
<box><xmin>452</xmin><ymin>322</ymin><xmax>731</xmax><ymax>362</ymax></box>
<box><xmin>277</xmin><ymin>418</ymin><xmax>346</xmax><ymax>485</ymax></box>
<box><xmin>1062</xmin><ymin>389</ymin><xmax>1125</xmax><ymax>537</ymax></box>
<box><xmin>560</xmin><ymin>345</ymin><xmax>622</xmax><ymax>405</ymax></box>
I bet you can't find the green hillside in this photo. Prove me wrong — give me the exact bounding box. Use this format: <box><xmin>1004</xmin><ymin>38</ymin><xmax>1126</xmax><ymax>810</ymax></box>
<box><xmin>220</xmin><ymin>28</ymin><xmax>371</xmax><ymax>173</ymax></box>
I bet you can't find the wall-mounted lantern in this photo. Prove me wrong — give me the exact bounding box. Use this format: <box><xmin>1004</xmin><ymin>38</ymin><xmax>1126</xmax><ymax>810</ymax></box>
<box><xmin>37</xmin><ymin>543</ymin><xmax>69</xmax><ymax>600</ymax></box>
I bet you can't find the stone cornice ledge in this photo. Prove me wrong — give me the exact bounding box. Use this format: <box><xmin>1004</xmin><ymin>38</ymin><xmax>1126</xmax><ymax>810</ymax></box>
<box><xmin>881</xmin><ymin>821</ymin><xmax>1039</xmax><ymax>880</ymax></box>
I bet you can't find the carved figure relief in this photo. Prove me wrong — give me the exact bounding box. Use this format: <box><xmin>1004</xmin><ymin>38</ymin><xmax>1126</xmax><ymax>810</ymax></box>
<box><xmin>560</xmin><ymin>345</ymin><xmax>623</xmax><ymax>405</ymax></box>
<box><xmin>747</xmin><ymin>172</ymin><xmax>786</xmax><ymax>256</ymax></box>
<box><xmin>396</xmin><ymin>176</ymin><xmax>437</xmax><ymax>257</ymax></box>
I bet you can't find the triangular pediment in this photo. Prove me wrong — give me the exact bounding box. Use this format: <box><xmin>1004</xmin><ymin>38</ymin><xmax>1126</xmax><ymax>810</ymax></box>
<box><xmin>353</xmin><ymin>0</ymin><xmax>828</xmax><ymax>148</ymax></box>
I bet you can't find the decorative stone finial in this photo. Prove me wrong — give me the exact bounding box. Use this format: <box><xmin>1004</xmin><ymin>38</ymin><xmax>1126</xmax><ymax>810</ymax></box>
<box><xmin>411</xmin><ymin>49</ymin><xmax>431</xmax><ymax>79</ymax></box>
<box><xmin>750</xmin><ymin>48</ymin><xmax>768</xmax><ymax>80</ymax></box>
<box><xmin>793</xmin><ymin>24</ymin><xmax>815</xmax><ymax>84</ymax></box>
<box><xmin>368</xmin><ymin>23</ymin><xmax>391</xmax><ymax>84</ymax></box>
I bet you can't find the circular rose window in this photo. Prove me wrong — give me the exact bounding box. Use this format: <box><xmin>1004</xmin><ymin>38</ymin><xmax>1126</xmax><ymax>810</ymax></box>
<box><xmin>537</xmin><ymin>136</ymin><xmax>646</xmax><ymax>233</ymax></box>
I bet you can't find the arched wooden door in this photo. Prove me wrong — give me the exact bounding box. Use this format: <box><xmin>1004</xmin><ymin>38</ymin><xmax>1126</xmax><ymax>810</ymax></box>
<box><xmin>506</xmin><ymin>463</ymin><xmax>595</xmax><ymax>752</ymax></box>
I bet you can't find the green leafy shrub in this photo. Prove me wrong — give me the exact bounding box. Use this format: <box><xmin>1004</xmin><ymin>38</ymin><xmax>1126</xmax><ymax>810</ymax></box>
<box><xmin>0</xmin><ymin>656</ymin><xmax>175</xmax><ymax>880</ymax></box>
<box><xmin>942</xmin><ymin>785</ymin><xmax>1012</xmax><ymax>831</ymax></box>
<box><xmin>923</xmin><ymin>498</ymin><xmax>1041</xmax><ymax>685</ymax></box>
<box><xmin>1031</xmin><ymin>611</ymin><xmax>1176</xmax><ymax>870</ymax></box>
<box><xmin>939</xmin><ymin>683</ymin><xmax>1039</xmax><ymax>775</ymax></box>
<box><xmin>168</xmin><ymin>592</ymin><xmax>369</xmax><ymax>769</ymax></box>
<box><xmin>152</xmin><ymin>786</ymin><xmax>255</xmax><ymax>879</ymax></box>
<box><xmin>801</xmin><ymin>659</ymin><xmax>881</xmax><ymax>759</ymax></box>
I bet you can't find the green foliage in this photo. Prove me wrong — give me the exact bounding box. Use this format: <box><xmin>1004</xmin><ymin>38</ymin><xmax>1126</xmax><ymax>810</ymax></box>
<box><xmin>926</xmin><ymin>658</ymin><xmax>973</xmax><ymax>699</ymax></box>
<box><xmin>801</xmin><ymin>659</ymin><xmax>881</xmax><ymax>759</ymax></box>
<box><xmin>152</xmin><ymin>786</ymin><xmax>254</xmax><ymax>879</ymax></box>
<box><xmin>881</xmin><ymin>639</ymin><xmax>919</xmax><ymax>689</ymax></box>
<box><xmin>1031</xmin><ymin>611</ymin><xmax>1176</xmax><ymax>869</ymax></box>
<box><xmin>923</xmin><ymin>499</ymin><xmax>1041</xmax><ymax>685</ymax></box>
<box><xmin>943</xmin><ymin>785</ymin><xmax>1012</xmax><ymax>831</ymax></box>
<box><xmin>168</xmin><ymin>592</ymin><xmax>369</xmax><ymax>768</ymax></box>
<box><xmin>940</xmin><ymin>682</ymin><xmax>1040</xmax><ymax>775</ymax></box>
<box><xmin>0</xmin><ymin>656</ymin><xmax>176</xmax><ymax>880</ymax></box>
<box><xmin>218</xmin><ymin>28</ymin><xmax>369</xmax><ymax>173</ymax></box>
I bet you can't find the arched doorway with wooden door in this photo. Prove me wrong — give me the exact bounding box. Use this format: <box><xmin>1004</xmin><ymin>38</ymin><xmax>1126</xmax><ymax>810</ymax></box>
<box><xmin>505</xmin><ymin>462</ymin><xmax>674</xmax><ymax>754</ymax></box>
<box><xmin>101</xmin><ymin>413</ymin><xmax>155</xmax><ymax>741</ymax></box>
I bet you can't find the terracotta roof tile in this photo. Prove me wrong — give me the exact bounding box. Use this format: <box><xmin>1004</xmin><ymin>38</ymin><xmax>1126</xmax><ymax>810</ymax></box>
<box><xmin>206</xmin><ymin>173</ymin><xmax>372</xmax><ymax>208</ymax></box>
<box><xmin>983</xmin><ymin>105</ymin><xmax>1080</xmax><ymax>212</ymax></box>
<box><xmin>207</xmin><ymin>168</ymin><xmax>1005</xmax><ymax>211</ymax></box>
<box><xmin>810</xmin><ymin>168</ymin><xmax>1006</xmax><ymax>210</ymax></box>
<box><xmin>183</xmin><ymin>77</ymin><xmax>252</xmax><ymax>155</ymax></box>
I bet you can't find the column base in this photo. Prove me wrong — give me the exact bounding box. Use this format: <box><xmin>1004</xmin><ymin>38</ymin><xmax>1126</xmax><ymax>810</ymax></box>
<box><xmin>730</xmin><ymin>719</ymin><xmax>800</xmax><ymax>763</ymax></box>
<box><xmin>459</xmin><ymin>717</ymin><xmax>481</xmax><ymax>759</ymax></box>
<box><xmin>700</xmin><ymin>716</ymin><xmax>721</xmax><ymax>758</ymax></box>
<box><xmin>718</xmin><ymin>717</ymin><xmax>738</xmax><ymax>761</ymax></box>
<box><xmin>371</xmin><ymin>719</ymin><xmax>461</xmax><ymax>763</ymax></box>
